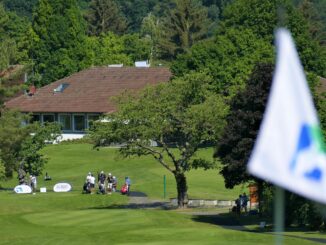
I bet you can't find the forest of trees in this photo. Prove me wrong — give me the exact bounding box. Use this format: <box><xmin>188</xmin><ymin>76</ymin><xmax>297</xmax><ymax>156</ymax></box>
<box><xmin>0</xmin><ymin>0</ymin><xmax>326</xmax><ymax>225</ymax></box>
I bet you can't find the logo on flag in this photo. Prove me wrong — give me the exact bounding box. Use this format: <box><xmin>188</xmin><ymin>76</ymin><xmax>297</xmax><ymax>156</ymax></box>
<box><xmin>290</xmin><ymin>124</ymin><xmax>326</xmax><ymax>181</ymax></box>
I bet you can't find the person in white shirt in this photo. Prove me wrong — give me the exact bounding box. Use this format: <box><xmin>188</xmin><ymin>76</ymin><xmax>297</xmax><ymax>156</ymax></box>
<box><xmin>83</xmin><ymin>172</ymin><xmax>92</xmax><ymax>194</ymax></box>
<box><xmin>90</xmin><ymin>174</ymin><xmax>96</xmax><ymax>191</ymax></box>
<box><xmin>86</xmin><ymin>172</ymin><xmax>91</xmax><ymax>183</ymax></box>
<box><xmin>30</xmin><ymin>175</ymin><xmax>37</xmax><ymax>193</ymax></box>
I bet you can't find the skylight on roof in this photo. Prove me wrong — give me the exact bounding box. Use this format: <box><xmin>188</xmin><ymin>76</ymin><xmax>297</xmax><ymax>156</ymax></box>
<box><xmin>54</xmin><ymin>83</ymin><xmax>69</xmax><ymax>93</ymax></box>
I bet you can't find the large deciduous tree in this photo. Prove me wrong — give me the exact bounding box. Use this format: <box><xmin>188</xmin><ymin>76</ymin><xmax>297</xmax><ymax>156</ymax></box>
<box><xmin>214</xmin><ymin>63</ymin><xmax>273</xmax><ymax>189</ymax></box>
<box><xmin>32</xmin><ymin>0</ymin><xmax>88</xmax><ymax>85</ymax></box>
<box><xmin>86</xmin><ymin>0</ymin><xmax>127</xmax><ymax>35</ymax></box>
<box><xmin>89</xmin><ymin>72</ymin><xmax>228</xmax><ymax>207</ymax></box>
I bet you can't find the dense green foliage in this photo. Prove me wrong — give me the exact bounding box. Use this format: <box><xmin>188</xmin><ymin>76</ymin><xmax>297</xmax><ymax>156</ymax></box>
<box><xmin>0</xmin><ymin>110</ymin><xmax>60</xmax><ymax>178</ymax></box>
<box><xmin>86</xmin><ymin>0</ymin><xmax>127</xmax><ymax>35</ymax></box>
<box><xmin>118</xmin><ymin>0</ymin><xmax>162</xmax><ymax>33</ymax></box>
<box><xmin>84</xmin><ymin>33</ymin><xmax>132</xmax><ymax>67</ymax></box>
<box><xmin>0</xmin><ymin>3</ymin><xmax>31</xmax><ymax>70</ymax></box>
<box><xmin>31</xmin><ymin>0</ymin><xmax>89</xmax><ymax>85</ymax></box>
<box><xmin>0</xmin><ymin>0</ymin><xmax>38</xmax><ymax>19</ymax></box>
<box><xmin>317</xmin><ymin>89</ymin><xmax>326</xmax><ymax>137</ymax></box>
<box><xmin>215</xmin><ymin>63</ymin><xmax>326</xmax><ymax>228</ymax></box>
<box><xmin>0</xmin><ymin>110</ymin><xmax>30</xmax><ymax>177</ymax></box>
<box><xmin>219</xmin><ymin>0</ymin><xmax>325</xmax><ymax>69</ymax></box>
<box><xmin>158</xmin><ymin>0</ymin><xmax>211</xmax><ymax>59</ymax></box>
<box><xmin>172</xmin><ymin>28</ymin><xmax>273</xmax><ymax>96</ymax></box>
<box><xmin>284</xmin><ymin>191</ymin><xmax>326</xmax><ymax>229</ymax></box>
<box><xmin>172</xmin><ymin>0</ymin><xmax>326</xmax><ymax>97</ymax></box>
<box><xmin>215</xmin><ymin>63</ymin><xmax>273</xmax><ymax>188</ymax></box>
<box><xmin>1</xmin><ymin>0</ymin><xmax>325</xmax><ymax>85</ymax></box>
<box><xmin>20</xmin><ymin>122</ymin><xmax>61</xmax><ymax>176</ymax></box>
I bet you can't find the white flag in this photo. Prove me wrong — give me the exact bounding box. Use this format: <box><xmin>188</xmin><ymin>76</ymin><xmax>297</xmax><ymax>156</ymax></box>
<box><xmin>248</xmin><ymin>28</ymin><xmax>326</xmax><ymax>203</ymax></box>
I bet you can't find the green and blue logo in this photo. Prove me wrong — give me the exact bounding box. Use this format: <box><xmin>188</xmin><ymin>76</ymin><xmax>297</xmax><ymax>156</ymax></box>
<box><xmin>290</xmin><ymin>123</ymin><xmax>326</xmax><ymax>181</ymax></box>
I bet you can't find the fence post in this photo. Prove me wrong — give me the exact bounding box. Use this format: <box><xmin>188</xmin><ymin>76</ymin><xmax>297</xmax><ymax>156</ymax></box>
<box><xmin>163</xmin><ymin>175</ymin><xmax>166</xmax><ymax>199</ymax></box>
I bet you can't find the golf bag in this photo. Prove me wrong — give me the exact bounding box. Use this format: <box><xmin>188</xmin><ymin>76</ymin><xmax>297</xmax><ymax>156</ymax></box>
<box><xmin>121</xmin><ymin>184</ymin><xmax>128</xmax><ymax>195</ymax></box>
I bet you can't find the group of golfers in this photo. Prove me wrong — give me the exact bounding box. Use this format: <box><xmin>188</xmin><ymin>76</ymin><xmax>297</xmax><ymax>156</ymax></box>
<box><xmin>84</xmin><ymin>171</ymin><xmax>131</xmax><ymax>195</ymax></box>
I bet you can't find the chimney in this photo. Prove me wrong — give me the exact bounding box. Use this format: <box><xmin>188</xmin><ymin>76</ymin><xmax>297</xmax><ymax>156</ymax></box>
<box><xmin>28</xmin><ymin>85</ymin><xmax>36</xmax><ymax>96</ymax></box>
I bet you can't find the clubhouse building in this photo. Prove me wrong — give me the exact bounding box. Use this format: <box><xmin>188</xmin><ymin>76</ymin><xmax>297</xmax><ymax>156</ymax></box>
<box><xmin>5</xmin><ymin>66</ymin><xmax>172</xmax><ymax>140</ymax></box>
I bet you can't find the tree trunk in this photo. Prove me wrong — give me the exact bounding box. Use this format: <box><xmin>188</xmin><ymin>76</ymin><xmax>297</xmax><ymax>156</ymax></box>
<box><xmin>174</xmin><ymin>172</ymin><xmax>188</xmax><ymax>208</ymax></box>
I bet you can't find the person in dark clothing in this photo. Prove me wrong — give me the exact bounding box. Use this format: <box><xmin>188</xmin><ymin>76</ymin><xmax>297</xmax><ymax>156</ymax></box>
<box><xmin>241</xmin><ymin>192</ymin><xmax>248</xmax><ymax>213</ymax></box>
<box><xmin>235</xmin><ymin>195</ymin><xmax>242</xmax><ymax>215</ymax></box>
<box><xmin>98</xmin><ymin>171</ymin><xmax>106</xmax><ymax>194</ymax></box>
<box><xmin>107</xmin><ymin>173</ymin><xmax>114</xmax><ymax>194</ymax></box>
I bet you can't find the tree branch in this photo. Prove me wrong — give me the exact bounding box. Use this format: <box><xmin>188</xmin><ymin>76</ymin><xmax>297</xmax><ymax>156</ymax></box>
<box><xmin>136</xmin><ymin>143</ymin><xmax>174</xmax><ymax>173</ymax></box>
<box><xmin>158</xmin><ymin>135</ymin><xmax>178</xmax><ymax>166</ymax></box>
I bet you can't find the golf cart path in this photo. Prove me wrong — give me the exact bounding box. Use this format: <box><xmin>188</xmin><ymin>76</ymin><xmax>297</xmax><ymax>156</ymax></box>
<box><xmin>127</xmin><ymin>191</ymin><xmax>169</xmax><ymax>209</ymax></box>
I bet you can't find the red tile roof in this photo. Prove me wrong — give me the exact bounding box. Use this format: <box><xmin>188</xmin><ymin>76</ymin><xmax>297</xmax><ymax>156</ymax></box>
<box><xmin>5</xmin><ymin>67</ymin><xmax>172</xmax><ymax>113</ymax></box>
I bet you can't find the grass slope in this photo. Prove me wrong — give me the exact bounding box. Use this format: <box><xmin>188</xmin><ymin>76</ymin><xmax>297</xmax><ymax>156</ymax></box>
<box><xmin>0</xmin><ymin>144</ymin><xmax>324</xmax><ymax>244</ymax></box>
<box><xmin>2</xmin><ymin>144</ymin><xmax>243</xmax><ymax>200</ymax></box>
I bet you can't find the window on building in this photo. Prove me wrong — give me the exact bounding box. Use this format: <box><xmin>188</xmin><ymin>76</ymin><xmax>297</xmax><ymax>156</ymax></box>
<box><xmin>43</xmin><ymin>114</ymin><xmax>55</xmax><ymax>123</ymax></box>
<box><xmin>87</xmin><ymin>114</ymin><xmax>100</xmax><ymax>128</ymax></box>
<box><xmin>59</xmin><ymin>114</ymin><xmax>72</xmax><ymax>131</ymax></box>
<box><xmin>73</xmin><ymin>115</ymin><xmax>85</xmax><ymax>131</ymax></box>
<box><xmin>31</xmin><ymin>114</ymin><xmax>41</xmax><ymax>123</ymax></box>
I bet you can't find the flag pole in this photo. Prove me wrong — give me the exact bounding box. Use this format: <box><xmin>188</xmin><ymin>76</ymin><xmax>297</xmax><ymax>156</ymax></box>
<box><xmin>274</xmin><ymin>186</ymin><xmax>285</xmax><ymax>245</ymax></box>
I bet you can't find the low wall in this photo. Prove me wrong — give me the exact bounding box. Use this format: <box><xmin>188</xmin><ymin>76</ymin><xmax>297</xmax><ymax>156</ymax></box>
<box><xmin>170</xmin><ymin>199</ymin><xmax>258</xmax><ymax>208</ymax></box>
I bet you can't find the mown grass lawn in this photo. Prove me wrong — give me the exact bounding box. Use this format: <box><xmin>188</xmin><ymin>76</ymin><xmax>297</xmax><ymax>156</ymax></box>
<box><xmin>0</xmin><ymin>189</ymin><xmax>324</xmax><ymax>245</ymax></box>
<box><xmin>1</xmin><ymin>144</ymin><xmax>243</xmax><ymax>200</ymax></box>
<box><xmin>0</xmin><ymin>144</ymin><xmax>325</xmax><ymax>244</ymax></box>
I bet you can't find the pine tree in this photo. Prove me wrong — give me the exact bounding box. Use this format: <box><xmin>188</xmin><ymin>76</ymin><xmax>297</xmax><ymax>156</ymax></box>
<box><xmin>159</xmin><ymin>0</ymin><xmax>211</xmax><ymax>59</ymax></box>
<box><xmin>32</xmin><ymin>0</ymin><xmax>88</xmax><ymax>85</ymax></box>
<box><xmin>86</xmin><ymin>0</ymin><xmax>127</xmax><ymax>35</ymax></box>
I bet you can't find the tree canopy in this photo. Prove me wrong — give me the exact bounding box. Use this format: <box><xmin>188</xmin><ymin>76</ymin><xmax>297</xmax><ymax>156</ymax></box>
<box><xmin>86</xmin><ymin>0</ymin><xmax>127</xmax><ymax>35</ymax></box>
<box><xmin>172</xmin><ymin>28</ymin><xmax>273</xmax><ymax>96</ymax></box>
<box><xmin>89</xmin><ymin>72</ymin><xmax>228</xmax><ymax>207</ymax></box>
<box><xmin>159</xmin><ymin>0</ymin><xmax>211</xmax><ymax>59</ymax></box>
<box><xmin>172</xmin><ymin>0</ymin><xmax>326</xmax><ymax>98</ymax></box>
<box><xmin>214</xmin><ymin>63</ymin><xmax>273</xmax><ymax>188</ymax></box>
<box><xmin>31</xmin><ymin>0</ymin><xmax>89</xmax><ymax>85</ymax></box>
<box><xmin>0</xmin><ymin>110</ymin><xmax>60</xmax><ymax>178</ymax></box>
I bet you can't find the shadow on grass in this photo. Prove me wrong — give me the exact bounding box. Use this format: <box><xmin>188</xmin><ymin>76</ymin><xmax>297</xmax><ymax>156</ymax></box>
<box><xmin>192</xmin><ymin>212</ymin><xmax>266</xmax><ymax>227</ymax></box>
<box><xmin>192</xmin><ymin>213</ymin><xmax>326</xmax><ymax>244</ymax></box>
<box><xmin>284</xmin><ymin>234</ymin><xmax>326</xmax><ymax>244</ymax></box>
<box><xmin>88</xmin><ymin>202</ymin><xmax>172</xmax><ymax>210</ymax></box>
<box><xmin>86</xmin><ymin>191</ymin><xmax>172</xmax><ymax>210</ymax></box>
